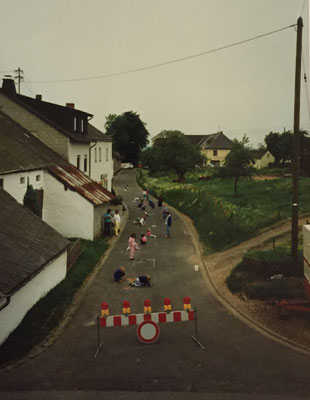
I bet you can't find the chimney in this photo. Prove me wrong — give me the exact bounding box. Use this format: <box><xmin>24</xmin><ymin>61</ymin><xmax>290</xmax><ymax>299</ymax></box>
<box><xmin>2</xmin><ymin>78</ymin><xmax>17</xmax><ymax>95</ymax></box>
<box><xmin>36</xmin><ymin>94</ymin><xmax>42</xmax><ymax>101</ymax></box>
<box><xmin>66</xmin><ymin>103</ymin><xmax>75</xmax><ymax>109</ymax></box>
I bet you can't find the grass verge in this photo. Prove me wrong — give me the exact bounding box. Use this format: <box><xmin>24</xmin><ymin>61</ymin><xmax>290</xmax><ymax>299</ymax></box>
<box><xmin>137</xmin><ymin>168</ymin><xmax>310</xmax><ymax>252</ymax></box>
<box><xmin>0</xmin><ymin>237</ymin><xmax>108</xmax><ymax>367</ymax></box>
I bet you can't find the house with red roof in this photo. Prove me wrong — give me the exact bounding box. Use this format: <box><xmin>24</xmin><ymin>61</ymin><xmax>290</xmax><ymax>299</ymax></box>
<box><xmin>0</xmin><ymin>111</ymin><xmax>114</xmax><ymax>240</ymax></box>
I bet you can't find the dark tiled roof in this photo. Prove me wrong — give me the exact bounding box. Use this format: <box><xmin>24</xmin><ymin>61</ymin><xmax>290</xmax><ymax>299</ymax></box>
<box><xmin>201</xmin><ymin>132</ymin><xmax>233</xmax><ymax>149</ymax></box>
<box><xmin>186</xmin><ymin>132</ymin><xmax>233</xmax><ymax>149</ymax></box>
<box><xmin>0</xmin><ymin>89</ymin><xmax>109</xmax><ymax>143</ymax></box>
<box><xmin>88</xmin><ymin>124</ymin><xmax>111</xmax><ymax>142</ymax></box>
<box><xmin>47</xmin><ymin>164</ymin><xmax>114</xmax><ymax>205</ymax></box>
<box><xmin>0</xmin><ymin>189</ymin><xmax>71</xmax><ymax>296</ymax></box>
<box><xmin>249</xmin><ymin>149</ymin><xmax>267</xmax><ymax>159</ymax></box>
<box><xmin>0</xmin><ymin>111</ymin><xmax>67</xmax><ymax>174</ymax></box>
<box><xmin>185</xmin><ymin>135</ymin><xmax>206</xmax><ymax>146</ymax></box>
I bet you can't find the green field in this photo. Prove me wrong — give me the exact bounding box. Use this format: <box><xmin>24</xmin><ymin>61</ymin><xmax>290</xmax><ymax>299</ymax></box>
<box><xmin>138</xmin><ymin>169</ymin><xmax>310</xmax><ymax>252</ymax></box>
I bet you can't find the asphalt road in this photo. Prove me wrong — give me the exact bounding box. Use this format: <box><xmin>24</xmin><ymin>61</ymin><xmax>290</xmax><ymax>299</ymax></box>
<box><xmin>0</xmin><ymin>169</ymin><xmax>310</xmax><ymax>399</ymax></box>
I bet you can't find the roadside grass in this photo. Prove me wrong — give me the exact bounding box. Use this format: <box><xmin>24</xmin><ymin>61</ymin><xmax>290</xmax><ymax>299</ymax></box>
<box><xmin>137</xmin><ymin>169</ymin><xmax>310</xmax><ymax>252</ymax></box>
<box><xmin>0</xmin><ymin>237</ymin><xmax>108</xmax><ymax>367</ymax></box>
<box><xmin>226</xmin><ymin>243</ymin><xmax>307</xmax><ymax>301</ymax></box>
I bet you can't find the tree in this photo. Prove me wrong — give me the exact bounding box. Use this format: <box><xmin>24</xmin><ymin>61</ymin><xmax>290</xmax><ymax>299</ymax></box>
<box><xmin>140</xmin><ymin>130</ymin><xmax>204</xmax><ymax>181</ymax></box>
<box><xmin>23</xmin><ymin>184</ymin><xmax>41</xmax><ymax>217</ymax></box>
<box><xmin>264</xmin><ymin>130</ymin><xmax>293</xmax><ymax>165</ymax></box>
<box><xmin>105</xmin><ymin>111</ymin><xmax>149</xmax><ymax>165</ymax></box>
<box><xmin>220</xmin><ymin>135</ymin><xmax>254</xmax><ymax>196</ymax></box>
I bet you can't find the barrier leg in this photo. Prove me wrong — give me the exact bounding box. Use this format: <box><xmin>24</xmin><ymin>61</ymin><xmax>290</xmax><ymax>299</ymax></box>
<box><xmin>190</xmin><ymin>308</ymin><xmax>205</xmax><ymax>349</ymax></box>
<box><xmin>94</xmin><ymin>316</ymin><xmax>104</xmax><ymax>358</ymax></box>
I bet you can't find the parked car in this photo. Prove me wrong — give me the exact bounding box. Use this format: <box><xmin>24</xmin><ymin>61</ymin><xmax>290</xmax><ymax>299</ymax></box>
<box><xmin>121</xmin><ymin>162</ymin><xmax>134</xmax><ymax>169</ymax></box>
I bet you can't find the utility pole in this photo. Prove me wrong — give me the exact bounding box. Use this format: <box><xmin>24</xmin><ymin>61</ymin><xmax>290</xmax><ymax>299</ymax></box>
<box><xmin>291</xmin><ymin>17</ymin><xmax>303</xmax><ymax>270</ymax></box>
<box><xmin>14</xmin><ymin>67</ymin><xmax>24</xmax><ymax>94</ymax></box>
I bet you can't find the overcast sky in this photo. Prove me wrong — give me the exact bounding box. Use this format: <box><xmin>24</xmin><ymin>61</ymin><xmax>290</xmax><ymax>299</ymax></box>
<box><xmin>1</xmin><ymin>0</ymin><xmax>309</xmax><ymax>146</ymax></box>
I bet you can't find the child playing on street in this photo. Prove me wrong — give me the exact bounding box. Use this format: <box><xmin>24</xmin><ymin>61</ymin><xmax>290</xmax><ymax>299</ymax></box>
<box><xmin>146</xmin><ymin>228</ymin><xmax>157</xmax><ymax>238</ymax></box>
<box><xmin>129</xmin><ymin>275</ymin><xmax>151</xmax><ymax>287</ymax></box>
<box><xmin>113</xmin><ymin>266</ymin><xmax>126</xmax><ymax>282</ymax></box>
<box><xmin>140</xmin><ymin>234</ymin><xmax>147</xmax><ymax>245</ymax></box>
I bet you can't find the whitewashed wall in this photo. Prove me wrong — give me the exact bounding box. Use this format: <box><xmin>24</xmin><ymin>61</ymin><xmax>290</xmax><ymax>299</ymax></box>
<box><xmin>43</xmin><ymin>172</ymin><xmax>94</xmax><ymax>240</ymax></box>
<box><xmin>90</xmin><ymin>142</ymin><xmax>113</xmax><ymax>191</ymax></box>
<box><xmin>68</xmin><ymin>142</ymin><xmax>90</xmax><ymax>175</ymax></box>
<box><xmin>0</xmin><ymin>251</ymin><xmax>67</xmax><ymax>346</ymax></box>
<box><xmin>0</xmin><ymin>170</ymin><xmax>44</xmax><ymax>204</ymax></box>
<box><xmin>68</xmin><ymin>142</ymin><xmax>113</xmax><ymax>191</ymax></box>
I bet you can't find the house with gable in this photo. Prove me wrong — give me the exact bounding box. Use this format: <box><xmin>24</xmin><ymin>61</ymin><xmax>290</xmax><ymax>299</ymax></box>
<box><xmin>186</xmin><ymin>131</ymin><xmax>233</xmax><ymax>166</ymax></box>
<box><xmin>0</xmin><ymin>78</ymin><xmax>113</xmax><ymax>191</ymax></box>
<box><xmin>0</xmin><ymin>111</ymin><xmax>114</xmax><ymax>240</ymax></box>
<box><xmin>249</xmin><ymin>149</ymin><xmax>275</xmax><ymax>169</ymax></box>
<box><xmin>0</xmin><ymin>188</ymin><xmax>71</xmax><ymax>346</ymax></box>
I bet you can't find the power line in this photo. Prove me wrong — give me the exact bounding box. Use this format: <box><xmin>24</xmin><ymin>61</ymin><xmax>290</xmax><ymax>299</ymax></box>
<box><xmin>300</xmin><ymin>0</ymin><xmax>307</xmax><ymax>16</ymax></box>
<box><xmin>29</xmin><ymin>23</ymin><xmax>296</xmax><ymax>84</ymax></box>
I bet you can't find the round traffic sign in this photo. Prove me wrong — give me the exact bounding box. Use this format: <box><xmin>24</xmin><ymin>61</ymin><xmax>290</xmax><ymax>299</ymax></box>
<box><xmin>137</xmin><ymin>320</ymin><xmax>160</xmax><ymax>344</ymax></box>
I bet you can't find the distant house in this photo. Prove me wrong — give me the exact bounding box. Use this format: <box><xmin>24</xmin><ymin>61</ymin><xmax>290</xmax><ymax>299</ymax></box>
<box><xmin>250</xmin><ymin>149</ymin><xmax>275</xmax><ymax>169</ymax></box>
<box><xmin>0</xmin><ymin>78</ymin><xmax>113</xmax><ymax>191</ymax></box>
<box><xmin>186</xmin><ymin>131</ymin><xmax>233</xmax><ymax>166</ymax></box>
<box><xmin>0</xmin><ymin>111</ymin><xmax>114</xmax><ymax>240</ymax></box>
<box><xmin>0</xmin><ymin>188</ymin><xmax>71</xmax><ymax>346</ymax></box>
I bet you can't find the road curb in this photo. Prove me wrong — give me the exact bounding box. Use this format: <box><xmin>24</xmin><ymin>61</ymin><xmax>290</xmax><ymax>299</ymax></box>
<box><xmin>169</xmin><ymin>204</ymin><xmax>310</xmax><ymax>358</ymax></box>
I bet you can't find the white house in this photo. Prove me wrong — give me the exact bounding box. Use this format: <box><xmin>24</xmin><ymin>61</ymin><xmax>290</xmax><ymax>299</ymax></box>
<box><xmin>0</xmin><ymin>111</ymin><xmax>114</xmax><ymax>240</ymax></box>
<box><xmin>0</xmin><ymin>78</ymin><xmax>114</xmax><ymax>191</ymax></box>
<box><xmin>0</xmin><ymin>188</ymin><xmax>71</xmax><ymax>346</ymax></box>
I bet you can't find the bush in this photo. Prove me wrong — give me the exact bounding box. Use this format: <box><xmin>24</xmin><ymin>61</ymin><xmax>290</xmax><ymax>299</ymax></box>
<box><xmin>226</xmin><ymin>247</ymin><xmax>305</xmax><ymax>300</ymax></box>
<box><xmin>244</xmin><ymin>279</ymin><xmax>306</xmax><ymax>300</ymax></box>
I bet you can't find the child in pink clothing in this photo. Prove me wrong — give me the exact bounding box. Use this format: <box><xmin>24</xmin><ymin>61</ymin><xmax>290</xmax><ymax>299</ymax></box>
<box><xmin>140</xmin><ymin>234</ymin><xmax>147</xmax><ymax>245</ymax></box>
<box><xmin>146</xmin><ymin>229</ymin><xmax>157</xmax><ymax>238</ymax></box>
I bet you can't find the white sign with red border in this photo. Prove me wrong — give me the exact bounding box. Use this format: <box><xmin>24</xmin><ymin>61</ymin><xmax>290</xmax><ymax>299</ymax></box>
<box><xmin>137</xmin><ymin>320</ymin><xmax>160</xmax><ymax>344</ymax></box>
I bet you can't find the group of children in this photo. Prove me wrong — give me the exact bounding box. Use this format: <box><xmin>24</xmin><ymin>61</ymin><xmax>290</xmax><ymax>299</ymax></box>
<box><xmin>113</xmin><ymin>188</ymin><xmax>161</xmax><ymax>288</ymax></box>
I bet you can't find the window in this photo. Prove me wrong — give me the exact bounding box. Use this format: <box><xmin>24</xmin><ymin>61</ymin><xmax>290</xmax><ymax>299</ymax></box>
<box><xmin>36</xmin><ymin>174</ymin><xmax>41</xmax><ymax>182</ymax></box>
<box><xmin>213</xmin><ymin>150</ymin><xmax>218</xmax><ymax>156</ymax></box>
<box><xmin>20</xmin><ymin>177</ymin><xmax>25</xmax><ymax>184</ymax></box>
<box><xmin>84</xmin><ymin>155</ymin><xmax>87</xmax><ymax>172</ymax></box>
<box><xmin>99</xmin><ymin>147</ymin><xmax>102</xmax><ymax>162</ymax></box>
<box><xmin>0</xmin><ymin>178</ymin><xmax>3</xmax><ymax>188</ymax></box>
<box><xmin>106</xmin><ymin>147</ymin><xmax>109</xmax><ymax>161</ymax></box>
<box><xmin>77</xmin><ymin>155</ymin><xmax>80</xmax><ymax>169</ymax></box>
<box><xmin>74</xmin><ymin>117</ymin><xmax>77</xmax><ymax>131</ymax></box>
<box><xmin>94</xmin><ymin>148</ymin><xmax>97</xmax><ymax>162</ymax></box>
<box><xmin>81</xmin><ymin>119</ymin><xmax>84</xmax><ymax>133</ymax></box>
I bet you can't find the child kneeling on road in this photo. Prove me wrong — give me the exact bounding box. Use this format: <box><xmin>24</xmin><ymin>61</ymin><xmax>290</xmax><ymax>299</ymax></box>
<box><xmin>130</xmin><ymin>275</ymin><xmax>151</xmax><ymax>287</ymax></box>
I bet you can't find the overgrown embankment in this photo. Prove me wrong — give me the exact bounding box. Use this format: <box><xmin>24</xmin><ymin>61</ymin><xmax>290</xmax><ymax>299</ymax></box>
<box><xmin>137</xmin><ymin>169</ymin><xmax>310</xmax><ymax>252</ymax></box>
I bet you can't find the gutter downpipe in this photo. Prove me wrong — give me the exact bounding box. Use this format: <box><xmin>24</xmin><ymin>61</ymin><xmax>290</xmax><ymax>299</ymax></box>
<box><xmin>89</xmin><ymin>141</ymin><xmax>97</xmax><ymax>178</ymax></box>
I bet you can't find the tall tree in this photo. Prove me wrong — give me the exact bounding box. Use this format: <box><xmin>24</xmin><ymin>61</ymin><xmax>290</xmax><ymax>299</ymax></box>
<box><xmin>264</xmin><ymin>130</ymin><xmax>293</xmax><ymax>165</ymax></box>
<box><xmin>141</xmin><ymin>130</ymin><xmax>204</xmax><ymax>181</ymax></box>
<box><xmin>105</xmin><ymin>111</ymin><xmax>149</xmax><ymax>165</ymax></box>
<box><xmin>220</xmin><ymin>135</ymin><xmax>254</xmax><ymax>196</ymax></box>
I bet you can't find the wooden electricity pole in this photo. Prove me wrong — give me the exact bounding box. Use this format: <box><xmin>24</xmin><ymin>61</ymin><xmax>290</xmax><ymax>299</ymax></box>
<box><xmin>291</xmin><ymin>17</ymin><xmax>303</xmax><ymax>269</ymax></box>
<box><xmin>14</xmin><ymin>67</ymin><xmax>24</xmax><ymax>94</ymax></box>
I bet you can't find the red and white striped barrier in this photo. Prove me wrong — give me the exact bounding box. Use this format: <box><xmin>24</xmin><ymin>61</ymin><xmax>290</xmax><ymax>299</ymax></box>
<box><xmin>100</xmin><ymin>309</ymin><xmax>195</xmax><ymax>327</ymax></box>
<box><xmin>94</xmin><ymin>297</ymin><xmax>202</xmax><ymax>352</ymax></box>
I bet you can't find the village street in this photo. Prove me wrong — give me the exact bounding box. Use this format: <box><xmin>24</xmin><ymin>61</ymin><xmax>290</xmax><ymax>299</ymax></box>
<box><xmin>0</xmin><ymin>169</ymin><xmax>310</xmax><ymax>400</ymax></box>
